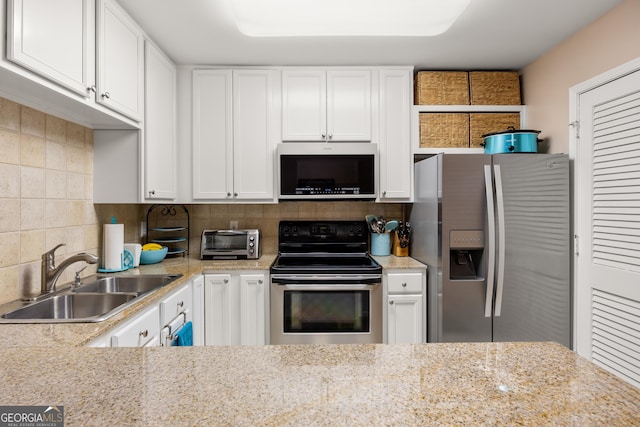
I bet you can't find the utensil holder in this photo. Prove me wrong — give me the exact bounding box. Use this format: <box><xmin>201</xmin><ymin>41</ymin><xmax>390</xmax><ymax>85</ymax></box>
<box><xmin>371</xmin><ymin>233</ymin><xmax>391</xmax><ymax>256</ymax></box>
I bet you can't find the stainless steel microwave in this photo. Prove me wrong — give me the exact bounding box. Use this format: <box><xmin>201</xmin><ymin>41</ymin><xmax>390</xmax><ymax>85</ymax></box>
<box><xmin>201</xmin><ymin>229</ymin><xmax>260</xmax><ymax>260</ymax></box>
<box><xmin>277</xmin><ymin>143</ymin><xmax>378</xmax><ymax>200</ymax></box>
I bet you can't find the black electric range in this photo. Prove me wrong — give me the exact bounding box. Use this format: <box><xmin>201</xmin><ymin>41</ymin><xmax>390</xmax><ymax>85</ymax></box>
<box><xmin>270</xmin><ymin>220</ymin><xmax>382</xmax><ymax>280</ymax></box>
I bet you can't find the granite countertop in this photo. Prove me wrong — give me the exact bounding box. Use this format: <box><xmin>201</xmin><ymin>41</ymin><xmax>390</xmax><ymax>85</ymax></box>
<box><xmin>0</xmin><ymin>254</ymin><xmax>425</xmax><ymax>348</ymax></box>
<box><xmin>1</xmin><ymin>341</ymin><xmax>638</xmax><ymax>426</ymax></box>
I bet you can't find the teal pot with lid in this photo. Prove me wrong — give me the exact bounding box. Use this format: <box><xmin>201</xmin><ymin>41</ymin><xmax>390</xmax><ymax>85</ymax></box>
<box><xmin>480</xmin><ymin>128</ymin><xmax>542</xmax><ymax>154</ymax></box>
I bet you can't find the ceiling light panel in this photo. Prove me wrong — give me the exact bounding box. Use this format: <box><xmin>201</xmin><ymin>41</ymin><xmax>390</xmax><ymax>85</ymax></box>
<box><xmin>230</xmin><ymin>0</ymin><xmax>472</xmax><ymax>37</ymax></box>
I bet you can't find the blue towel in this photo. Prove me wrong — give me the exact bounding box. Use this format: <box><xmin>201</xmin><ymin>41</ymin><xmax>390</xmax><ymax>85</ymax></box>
<box><xmin>174</xmin><ymin>321</ymin><xmax>193</xmax><ymax>346</ymax></box>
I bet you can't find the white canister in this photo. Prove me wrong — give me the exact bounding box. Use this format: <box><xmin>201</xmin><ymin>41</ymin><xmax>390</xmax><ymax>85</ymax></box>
<box><xmin>124</xmin><ymin>243</ymin><xmax>142</xmax><ymax>267</ymax></box>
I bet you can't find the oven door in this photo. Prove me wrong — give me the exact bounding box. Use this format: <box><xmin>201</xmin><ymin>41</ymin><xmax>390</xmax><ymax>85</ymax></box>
<box><xmin>270</xmin><ymin>280</ymin><xmax>382</xmax><ymax>345</ymax></box>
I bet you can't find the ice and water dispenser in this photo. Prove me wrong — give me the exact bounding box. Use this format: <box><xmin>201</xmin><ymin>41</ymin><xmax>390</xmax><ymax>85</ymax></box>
<box><xmin>449</xmin><ymin>230</ymin><xmax>484</xmax><ymax>280</ymax></box>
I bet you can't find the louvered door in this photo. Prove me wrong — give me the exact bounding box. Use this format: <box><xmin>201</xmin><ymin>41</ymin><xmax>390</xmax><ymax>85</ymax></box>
<box><xmin>576</xmin><ymin>69</ymin><xmax>640</xmax><ymax>388</ymax></box>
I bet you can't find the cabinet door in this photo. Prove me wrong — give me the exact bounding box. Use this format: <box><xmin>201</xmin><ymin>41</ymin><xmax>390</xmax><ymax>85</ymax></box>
<box><xmin>327</xmin><ymin>70</ymin><xmax>372</xmax><ymax>142</ymax></box>
<box><xmin>192</xmin><ymin>70</ymin><xmax>233</xmax><ymax>200</ymax></box>
<box><xmin>7</xmin><ymin>0</ymin><xmax>95</xmax><ymax>97</ymax></box>
<box><xmin>239</xmin><ymin>273</ymin><xmax>267</xmax><ymax>345</ymax></box>
<box><xmin>160</xmin><ymin>283</ymin><xmax>193</xmax><ymax>326</ymax></box>
<box><xmin>144</xmin><ymin>41</ymin><xmax>177</xmax><ymax>200</ymax></box>
<box><xmin>379</xmin><ymin>70</ymin><xmax>412</xmax><ymax>200</ymax></box>
<box><xmin>191</xmin><ymin>275</ymin><xmax>205</xmax><ymax>346</ymax></box>
<box><xmin>204</xmin><ymin>274</ymin><xmax>238</xmax><ymax>345</ymax></box>
<box><xmin>233</xmin><ymin>70</ymin><xmax>278</xmax><ymax>201</ymax></box>
<box><xmin>110</xmin><ymin>305</ymin><xmax>160</xmax><ymax>347</ymax></box>
<box><xmin>282</xmin><ymin>69</ymin><xmax>326</xmax><ymax>141</ymax></box>
<box><xmin>387</xmin><ymin>295</ymin><xmax>423</xmax><ymax>344</ymax></box>
<box><xmin>96</xmin><ymin>0</ymin><xmax>144</xmax><ymax>121</ymax></box>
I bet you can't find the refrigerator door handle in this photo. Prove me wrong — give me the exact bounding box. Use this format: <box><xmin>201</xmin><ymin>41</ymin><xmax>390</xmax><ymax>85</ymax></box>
<box><xmin>493</xmin><ymin>164</ymin><xmax>506</xmax><ymax>317</ymax></box>
<box><xmin>483</xmin><ymin>165</ymin><xmax>496</xmax><ymax>318</ymax></box>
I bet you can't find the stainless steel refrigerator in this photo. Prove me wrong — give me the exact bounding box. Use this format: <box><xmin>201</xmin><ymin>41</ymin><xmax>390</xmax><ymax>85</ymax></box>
<box><xmin>410</xmin><ymin>153</ymin><xmax>570</xmax><ymax>347</ymax></box>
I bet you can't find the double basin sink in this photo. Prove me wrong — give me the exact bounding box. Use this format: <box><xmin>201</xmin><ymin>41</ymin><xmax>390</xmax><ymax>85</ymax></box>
<box><xmin>0</xmin><ymin>274</ymin><xmax>182</xmax><ymax>323</ymax></box>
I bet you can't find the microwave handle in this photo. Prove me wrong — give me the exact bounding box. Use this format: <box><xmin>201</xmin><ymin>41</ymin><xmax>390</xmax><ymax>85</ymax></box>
<box><xmin>215</xmin><ymin>230</ymin><xmax>245</xmax><ymax>235</ymax></box>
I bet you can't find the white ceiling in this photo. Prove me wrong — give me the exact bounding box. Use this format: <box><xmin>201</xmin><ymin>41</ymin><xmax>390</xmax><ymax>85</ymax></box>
<box><xmin>117</xmin><ymin>0</ymin><xmax>623</xmax><ymax>70</ymax></box>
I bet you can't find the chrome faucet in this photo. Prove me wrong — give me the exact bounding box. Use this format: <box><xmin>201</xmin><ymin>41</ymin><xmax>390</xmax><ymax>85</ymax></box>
<box><xmin>41</xmin><ymin>244</ymin><xmax>99</xmax><ymax>295</ymax></box>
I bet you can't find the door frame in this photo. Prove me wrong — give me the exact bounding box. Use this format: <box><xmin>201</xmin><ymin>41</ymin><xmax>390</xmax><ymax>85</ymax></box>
<box><xmin>568</xmin><ymin>56</ymin><xmax>640</xmax><ymax>351</ymax></box>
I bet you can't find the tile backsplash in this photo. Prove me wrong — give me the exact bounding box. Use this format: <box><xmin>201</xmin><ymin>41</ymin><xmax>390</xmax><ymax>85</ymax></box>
<box><xmin>0</xmin><ymin>96</ymin><xmax>406</xmax><ymax>304</ymax></box>
<box><xmin>141</xmin><ymin>201</ymin><xmax>405</xmax><ymax>256</ymax></box>
<box><xmin>0</xmin><ymin>97</ymin><xmax>99</xmax><ymax>302</ymax></box>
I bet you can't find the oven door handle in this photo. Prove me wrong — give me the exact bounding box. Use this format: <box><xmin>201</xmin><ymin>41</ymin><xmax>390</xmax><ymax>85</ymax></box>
<box><xmin>270</xmin><ymin>274</ymin><xmax>382</xmax><ymax>285</ymax></box>
<box><xmin>274</xmin><ymin>284</ymin><xmax>378</xmax><ymax>291</ymax></box>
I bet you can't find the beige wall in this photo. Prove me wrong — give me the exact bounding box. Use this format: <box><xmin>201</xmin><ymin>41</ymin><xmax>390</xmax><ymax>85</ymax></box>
<box><xmin>521</xmin><ymin>0</ymin><xmax>640</xmax><ymax>154</ymax></box>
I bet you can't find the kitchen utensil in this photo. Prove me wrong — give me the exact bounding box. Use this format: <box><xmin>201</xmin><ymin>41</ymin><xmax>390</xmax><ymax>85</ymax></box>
<box><xmin>480</xmin><ymin>127</ymin><xmax>541</xmax><ymax>154</ymax></box>
<box><xmin>365</xmin><ymin>215</ymin><xmax>378</xmax><ymax>233</ymax></box>
<box><xmin>384</xmin><ymin>220</ymin><xmax>399</xmax><ymax>233</ymax></box>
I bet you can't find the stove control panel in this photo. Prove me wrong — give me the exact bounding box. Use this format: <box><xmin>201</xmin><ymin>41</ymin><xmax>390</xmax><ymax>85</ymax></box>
<box><xmin>278</xmin><ymin>221</ymin><xmax>368</xmax><ymax>248</ymax></box>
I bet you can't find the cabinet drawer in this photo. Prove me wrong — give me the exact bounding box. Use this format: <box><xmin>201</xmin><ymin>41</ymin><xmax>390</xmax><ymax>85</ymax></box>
<box><xmin>160</xmin><ymin>283</ymin><xmax>192</xmax><ymax>326</ymax></box>
<box><xmin>387</xmin><ymin>273</ymin><xmax>423</xmax><ymax>293</ymax></box>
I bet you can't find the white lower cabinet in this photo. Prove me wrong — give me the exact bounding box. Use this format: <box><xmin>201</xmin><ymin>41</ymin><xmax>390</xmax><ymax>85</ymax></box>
<box><xmin>385</xmin><ymin>270</ymin><xmax>426</xmax><ymax>344</ymax></box>
<box><xmin>204</xmin><ymin>271</ymin><xmax>268</xmax><ymax>346</ymax></box>
<box><xmin>159</xmin><ymin>280</ymin><xmax>193</xmax><ymax>347</ymax></box>
<box><xmin>110</xmin><ymin>304</ymin><xmax>160</xmax><ymax>348</ymax></box>
<box><xmin>191</xmin><ymin>274</ymin><xmax>205</xmax><ymax>346</ymax></box>
<box><xmin>86</xmin><ymin>278</ymin><xmax>199</xmax><ymax>348</ymax></box>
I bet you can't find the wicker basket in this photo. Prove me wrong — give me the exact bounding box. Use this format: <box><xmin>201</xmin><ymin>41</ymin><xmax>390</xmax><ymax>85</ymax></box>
<box><xmin>469</xmin><ymin>113</ymin><xmax>521</xmax><ymax>148</ymax></box>
<box><xmin>420</xmin><ymin>113</ymin><xmax>470</xmax><ymax>148</ymax></box>
<box><xmin>415</xmin><ymin>71</ymin><xmax>469</xmax><ymax>105</ymax></box>
<box><xmin>469</xmin><ymin>71</ymin><xmax>521</xmax><ymax>105</ymax></box>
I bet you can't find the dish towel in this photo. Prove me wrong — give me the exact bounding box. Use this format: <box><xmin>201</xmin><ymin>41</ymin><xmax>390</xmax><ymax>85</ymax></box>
<box><xmin>174</xmin><ymin>321</ymin><xmax>193</xmax><ymax>347</ymax></box>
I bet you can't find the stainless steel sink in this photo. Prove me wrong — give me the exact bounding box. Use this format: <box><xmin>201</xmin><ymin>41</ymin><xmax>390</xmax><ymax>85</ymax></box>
<box><xmin>0</xmin><ymin>273</ymin><xmax>183</xmax><ymax>323</ymax></box>
<box><xmin>73</xmin><ymin>274</ymin><xmax>181</xmax><ymax>295</ymax></box>
<box><xmin>0</xmin><ymin>293</ymin><xmax>137</xmax><ymax>322</ymax></box>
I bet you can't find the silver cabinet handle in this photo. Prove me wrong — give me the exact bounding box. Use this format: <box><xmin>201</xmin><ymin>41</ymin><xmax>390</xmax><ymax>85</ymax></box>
<box><xmin>177</xmin><ymin>301</ymin><xmax>184</xmax><ymax>308</ymax></box>
<box><xmin>321</xmin><ymin>133</ymin><xmax>326</xmax><ymax>139</ymax></box>
<box><xmin>328</xmin><ymin>134</ymin><xmax>333</xmax><ymax>140</ymax></box>
<box><xmin>233</xmin><ymin>192</ymin><xmax>238</xmax><ymax>197</ymax></box>
<box><xmin>139</xmin><ymin>330</ymin><xmax>148</xmax><ymax>338</ymax></box>
<box><xmin>389</xmin><ymin>300</ymin><xmax>394</xmax><ymax>305</ymax></box>
<box><xmin>223</xmin><ymin>279</ymin><xmax>229</xmax><ymax>284</ymax></box>
<box><xmin>226</xmin><ymin>192</ymin><xmax>231</xmax><ymax>197</ymax></box>
<box><xmin>402</xmin><ymin>282</ymin><xmax>407</xmax><ymax>287</ymax></box>
<box><xmin>87</xmin><ymin>85</ymin><xmax>96</xmax><ymax>93</ymax></box>
<box><xmin>258</xmin><ymin>279</ymin><xmax>263</xmax><ymax>284</ymax></box>
<box><xmin>148</xmin><ymin>190</ymin><xmax>155</xmax><ymax>197</ymax></box>
<box><xmin>101</xmin><ymin>92</ymin><xmax>110</xmax><ymax>99</ymax></box>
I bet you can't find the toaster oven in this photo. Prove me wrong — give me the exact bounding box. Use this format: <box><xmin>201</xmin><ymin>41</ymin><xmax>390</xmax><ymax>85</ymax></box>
<box><xmin>201</xmin><ymin>229</ymin><xmax>260</xmax><ymax>260</ymax></box>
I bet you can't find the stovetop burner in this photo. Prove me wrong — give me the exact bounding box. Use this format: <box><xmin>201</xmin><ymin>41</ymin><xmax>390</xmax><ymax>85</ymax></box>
<box><xmin>270</xmin><ymin>221</ymin><xmax>381</xmax><ymax>276</ymax></box>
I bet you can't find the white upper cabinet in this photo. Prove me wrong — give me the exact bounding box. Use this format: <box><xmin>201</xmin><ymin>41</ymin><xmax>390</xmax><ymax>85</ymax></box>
<box><xmin>192</xmin><ymin>70</ymin><xmax>233</xmax><ymax>200</ymax></box>
<box><xmin>233</xmin><ymin>69</ymin><xmax>278</xmax><ymax>200</ymax></box>
<box><xmin>378</xmin><ymin>69</ymin><xmax>413</xmax><ymax>201</ymax></box>
<box><xmin>282</xmin><ymin>69</ymin><xmax>372</xmax><ymax>142</ymax></box>
<box><xmin>7</xmin><ymin>0</ymin><xmax>95</xmax><ymax>97</ymax></box>
<box><xmin>282</xmin><ymin>70</ymin><xmax>326</xmax><ymax>141</ymax></box>
<box><xmin>327</xmin><ymin>70</ymin><xmax>372</xmax><ymax>141</ymax></box>
<box><xmin>144</xmin><ymin>41</ymin><xmax>177</xmax><ymax>200</ymax></box>
<box><xmin>96</xmin><ymin>0</ymin><xmax>144</xmax><ymax>121</ymax></box>
<box><xmin>192</xmin><ymin>69</ymin><xmax>278</xmax><ymax>202</ymax></box>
